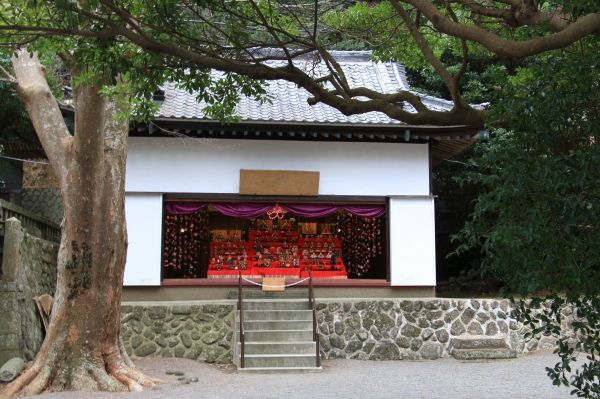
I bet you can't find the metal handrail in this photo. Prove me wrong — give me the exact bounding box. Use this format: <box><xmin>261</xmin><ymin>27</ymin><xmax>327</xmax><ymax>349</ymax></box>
<box><xmin>238</xmin><ymin>271</ymin><xmax>245</xmax><ymax>368</ymax></box>
<box><xmin>308</xmin><ymin>270</ymin><xmax>321</xmax><ymax>368</ymax></box>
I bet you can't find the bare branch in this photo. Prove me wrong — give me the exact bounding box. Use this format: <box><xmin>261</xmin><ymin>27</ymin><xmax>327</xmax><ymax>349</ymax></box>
<box><xmin>446</xmin><ymin>4</ymin><xmax>469</xmax><ymax>86</ymax></box>
<box><xmin>391</xmin><ymin>1</ymin><xmax>465</xmax><ymax>108</ymax></box>
<box><xmin>0</xmin><ymin>63</ymin><xmax>16</xmax><ymax>83</ymax></box>
<box><xmin>11</xmin><ymin>49</ymin><xmax>71</xmax><ymax>184</ymax></box>
<box><xmin>0</xmin><ymin>24</ymin><xmax>118</xmax><ymax>38</ymax></box>
<box><xmin>404</xmin><ymin>0</ymin><xmax>600</xmax><ymax>58</ymax></box>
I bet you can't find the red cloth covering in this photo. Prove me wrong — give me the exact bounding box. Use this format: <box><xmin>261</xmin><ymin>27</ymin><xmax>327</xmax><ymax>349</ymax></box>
<box><xmin>300</xmin><ymin>270</ymin><xmax>347</xmax><ymax>279</ymax></box>
<box><xmin>207</xmin><ymin>269</ymin><xmax>254</xmax><ymax>278</ymax></box>
<box><xmin>251</xmin><ymin>267</ymin><xmax>301</xmax><ymax>277</ymax></box>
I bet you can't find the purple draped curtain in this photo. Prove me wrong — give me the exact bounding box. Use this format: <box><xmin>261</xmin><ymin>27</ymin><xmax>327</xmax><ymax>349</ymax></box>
<box><xmin>164</xmin><ymin>203</ymin><xmax>208</xmax><ymax>215</ymax></box>
<box><xmin>283</xmin><ymin>204</ymin><xmax>384</xmax><ymax>218</ymax></box>
<box><xmin>341</xmin><ymin>205</ymin><xmax>386</xmax><ymax>218</ymax></box>
<box><xmin>212</xmin><ymin>204</ymin><xmax>273</xmax><ymax>219</ymax></box>
<box><xmin>281</xmin><ymin>204</ymin><xmax>339</xmax><ymax>219</ymax></box>
<box><xmin>165</xmin><ymin>202</ymin><xmax>385</xmax><ymax>218</ymax></box>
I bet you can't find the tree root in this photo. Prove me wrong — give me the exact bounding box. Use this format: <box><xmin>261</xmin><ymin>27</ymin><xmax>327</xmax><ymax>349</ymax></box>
<box><xmin>1</xmin><ymin>341</ymin><xmax>161</xmax><ymax>397</ymax></box>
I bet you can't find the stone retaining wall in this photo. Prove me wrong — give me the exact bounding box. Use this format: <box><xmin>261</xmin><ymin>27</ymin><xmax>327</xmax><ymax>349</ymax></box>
<box><xmin>0</xmin><ymin>218</ymin><xmax>58</xmax><ymax>365</ymax></box>
<box><xmin>121</xmin><ymin>298</ymin><xmax>571</xmax><ymax>364</ymax></box>
<box><xmin>315</xmin><ymin>298</ymin><xmax>561</xmax><ymax>360</ymax></box>
<box><xmin>120</xmin><ymin>303</ymin><xmax>236</xmax><ymax>364</ymax></box>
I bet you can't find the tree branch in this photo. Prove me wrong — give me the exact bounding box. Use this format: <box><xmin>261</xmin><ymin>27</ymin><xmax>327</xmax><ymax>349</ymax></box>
<box><xmin>391</xmin><ymin>1</ymin><xmax>465</xmax><ymax>108</ymax></box>
<box><xmin>0</xmin><ymin>64</ymin><xmax>16</xmax><ymax>83</ymax></box>
<box><xmin>404</xmin><ymin>0</ymin><xmax>600</xmax><ymax>58</ymax></box>
<box><xmin>446</xmin><ymin>4</ymin><xmax>469</xmax><ymax>87</ymax></box>
<box><xmin>11</xmin><ymin>49</ymin><xmax>71</xmax><ymax>184</ymax></box>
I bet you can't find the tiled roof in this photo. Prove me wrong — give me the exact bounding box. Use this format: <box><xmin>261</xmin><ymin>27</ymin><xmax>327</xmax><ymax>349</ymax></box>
<box><xmin>156</xmin><ymin>51</ymin><xmax>458</xmax><ymax>125</ymax></box>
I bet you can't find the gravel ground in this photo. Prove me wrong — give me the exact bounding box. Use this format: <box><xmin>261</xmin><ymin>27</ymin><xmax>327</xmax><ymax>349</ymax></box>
<box><xmin>13</xmin><ymin>351</ymin><xmax>575</xmax><ymax>399</ymax></box>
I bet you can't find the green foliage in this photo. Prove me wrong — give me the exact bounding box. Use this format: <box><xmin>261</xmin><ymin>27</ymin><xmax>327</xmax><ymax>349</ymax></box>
<box><xmin>0</xmin><ymin>52</ymin><xmax>34</xmax><ymax>141</ymax></box>
<box><xmin>453</xmin><ymin>38</ymin><xmax>599</xmax><ymax>396</ymax></box>
<box><xmin>1</xmin><ymin>2</ymin><xmax>271</xmax><ymax>123</ymax></box>
<box><xmin>454</xmin><ymin>38</ymin><xmax>600</xmax><ymax>294</ymax></box>
<box><xmin>513</xmin><ymin>294</ymin><xmax>599</xmax><ymax>397</ymax></box>
<box><xmin>322</xmin><ymin>1</ymin><xmax>447</xmax><ymax>69</ymax></box>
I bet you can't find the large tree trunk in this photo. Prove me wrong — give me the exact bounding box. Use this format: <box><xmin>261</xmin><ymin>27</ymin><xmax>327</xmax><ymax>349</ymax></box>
<box><xmin>2</xmin><ymin>51</ymin><xmax>158</xmax><ymax>395</ymax></box>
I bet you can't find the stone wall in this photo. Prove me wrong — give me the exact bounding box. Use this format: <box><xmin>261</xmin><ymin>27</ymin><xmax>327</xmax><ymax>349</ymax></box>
<box><xmin>0</xmin><ymin>218</ymin><xmax>58</xmax><ymax>365</ymax></box>
<box><xmin>120</xmin><ymin>298</ymin><xmax>571</xmax><ymax>365</ymax></box>
<box><xmin>315</xmin><ymin>298</ymin><xmax>562</xmax><ymax>361</ymax></box>
<box><xmin>120</xmin><ymin>302</ymin><xmax>236</xmax><ymax>364</ymax></box>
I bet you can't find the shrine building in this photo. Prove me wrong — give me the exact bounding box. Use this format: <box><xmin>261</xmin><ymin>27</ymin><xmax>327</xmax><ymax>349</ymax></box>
<box><xmin>122</xmin><ymin>51</ymin><xmax>482</xmax><ymax>300</ymax></box>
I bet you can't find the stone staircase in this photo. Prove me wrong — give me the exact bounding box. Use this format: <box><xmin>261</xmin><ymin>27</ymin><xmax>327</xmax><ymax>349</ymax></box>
<box><xmin>233</xmin><ymin>291</ymin><xmax>322</xmax><ymax>373</ymax></box>
<box><xmin>449</xmin><ymin>337</ymin><xmax>517</xmax><ymax>360</ymax></box>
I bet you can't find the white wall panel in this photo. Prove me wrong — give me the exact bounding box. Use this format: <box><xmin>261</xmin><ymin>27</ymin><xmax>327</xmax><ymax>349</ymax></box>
<box><xmin>389</xmin><ymin>196</ymin><xmax>436</xmax><ymax>286</ymax></box>
<box><xmin>125</xmin><ymin>137</ymin><xmax>430</xmax><ymax>196</ymax></box>
<box><xmin>124</xmin><ymin>193</ymin><xmax>163</xmax><ymax>286</ymax></box>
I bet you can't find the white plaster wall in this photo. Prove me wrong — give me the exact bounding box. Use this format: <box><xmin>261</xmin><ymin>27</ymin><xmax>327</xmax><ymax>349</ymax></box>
<box><xmin>389</xmin><ymin>196</ymin><xmax>436</xmax><ymax>286</ymax></box>
<box><xmin>124</xmin><ymin>193</ymin><xmax>163</xmax><ymax>286</ymax></box>
<box><xmin>125</xmin><ymin>137</ymin><xmax>430</xmax><ymax>196</ymax></box>
<box><xmin>124</xmin><ymin>137</ymin><xmax>436</xmax><ymax>286</ymax></box>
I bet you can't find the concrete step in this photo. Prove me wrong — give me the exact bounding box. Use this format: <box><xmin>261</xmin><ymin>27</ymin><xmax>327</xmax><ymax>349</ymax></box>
<box><xmin>237</xmin><ymin>341</ymin><xmax>316</xmax><ymax>355</ymax></box>
<box><xmin>238</xmin><ymin>366</ymin><xmax>323</xmax><ymax>374</ymax></box>
<box><xmin>450</xmin><ymin>337</ymin><xmax>510</xmax><ymax>350</ymax></box>
<box><xmin>452</xmin><ymin>348</ymin><xmax>518</xmax><ymax>360</ymax></box>
<box><xmin>228</xmin><ymin>290</ymin><xmax>308</xmax><ymax>299</ymax></box>
<box><xmin>238</xmin><ymin>320</ymin><xmax>313</xmax><ymax>331</ymax></box>
<box><xmin>243</xmin><ymin>354</ymin><xmax>317</xmax><ymax>368</ymax></box>
<box><xmin>243</xmin><ymin>310</ymin><xmax>313</xmax><ymax>321</ymax></box>
<box><xmin>243</xmin><ymin>299</ymin><xmax>309</xmax><ymax>311</ymax></box>
<box><xmin>242</xmin><ymin>329</ymin><xmax>314</xmax><ymax>342</ymax></box>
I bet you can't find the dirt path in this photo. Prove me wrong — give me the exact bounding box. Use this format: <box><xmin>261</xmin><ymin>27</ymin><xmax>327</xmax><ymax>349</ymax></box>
<box><xmin>9</xmin><ymin>351</ymin><xmax>575</xmax><ymax>399</ymax></box>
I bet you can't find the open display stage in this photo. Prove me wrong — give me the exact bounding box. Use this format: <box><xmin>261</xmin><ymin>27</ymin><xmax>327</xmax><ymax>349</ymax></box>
<box><xmin>208</xmin><ymin>230</ymin><xmax>348</xmax><ymax>279</ymax></box>
<box><xmin>162</xmin><ymin>202</ymin><xmax>386</xmax><ymax>281</ymax></box>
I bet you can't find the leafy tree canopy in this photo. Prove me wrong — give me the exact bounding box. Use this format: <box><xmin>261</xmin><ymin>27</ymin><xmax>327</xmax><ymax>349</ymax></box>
<box><xmin>1</xmin><ymin>1</ymin><xmax>599</xmax><ymax>396</ymax></box>
<box><xmin>451</xmin><ymin>38</ymin><xmax>599</xmax><ymax>397</ymax></box>
<box><xmin>2</xmin><ymin>1</ymin><xmax>599</xmax><ymax>128</ymax></box>
<box><xmin>454</xmin><ymin>38</ymin><xmax>599</xmax><ymax>296</ymax></box>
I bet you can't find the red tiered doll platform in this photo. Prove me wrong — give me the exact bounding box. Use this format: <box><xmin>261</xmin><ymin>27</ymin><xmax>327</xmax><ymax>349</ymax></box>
<box><xmin>207</xmin><ymin>230</ymin><xmax>347</xmax><ymax>279</ymax></box>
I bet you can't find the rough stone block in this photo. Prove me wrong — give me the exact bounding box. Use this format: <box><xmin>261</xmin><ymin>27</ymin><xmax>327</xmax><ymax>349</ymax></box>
<box><xmin>133</xmin><ymin>342</ymin><xmax>158</xmax><ymax>357</ymax></box>
<box><xmin>410</xmin><ymin>338</ymin><xmax>423</xmax><ymax>352</ymax></box>
<box><xmin>450</xmin><ymin>320</ymin><xmax>466</xmax><ymax>336</ymax></box>
<box><xmin>435</xmin><ymin>329</ymin><xmax>449</xmax><ymax>343</ymax></box>
<box><xmin>0</xmin><ymin>313</ymin><xmax>19</xmax><ymax>335</ymax></box>
<box><xmin>171</xmin><ymin>305</ymin><xmax>192</xmax><ymax>315</ymax></box>
<box><xmin>401</xmin><ymin>323</ymin><xmax>421</xmax><ymax>338</ymax></box>
<box><xmin>476</xmin><ymin>312</ymin><xmax>490</xmax><ymax>323</ymax></box>
<box><xmin>421</xmin><ymin>328</ymin><xmax>434</xmax><ymax>341</ymax></box>
<box><xmin>345</xmin><ymin>340</ymin><xmax>362</xmax><ymax>354</ymax></box>
<box><xmin>370</xmin><ymin>340</ymin><xmax>400</xmax><ymax>360</ymax></box>
<box><xmin>420</xmin><ymin>342</ymin><xmax>443</xmax><ymax>360</ymax></box>
<box><xmin>180</xmin><ymin>332</ymin><xmax>193</xmax><ymax>348</ymax></box>
<box><xmin>201</xmin><ymin>331</ymin><xmax>220</xmax><ymax>345</ymax></box>
<box><xmin>450</xmin><ymin>337</ymin><xmax>509</xmax><ymax>350</ymax></box>
<box><xmin>485</xmin><ymin>323</ymin><xmax>499</xmax><ymax>336</ymax></box>
<box><xmin>147</xmin><ymin>306</ymin><xmax>167</xmax><ymax>320</ymax></box>
<box><xmin>0</xmin><ymin>334</ymin><xmax>19</xmax><ymax>351</ymax></box>
<box><xmin>461</xmin><ymin>308</ymin><xmax>476</xmax><ymax>324</ymax></box>
<box><xmin>395</xmin><ymin>336</ymin><xmax>410</xmax><ymax>348</ymax></box>
<box><xmin>174</xmin><ymin>345</ymin><xmax>186</xmax><ymax>358</ymax></box>
<box><xmin>467</xmin><ymin>322</ymin><xmax>484</xmax><ymax>335</ymax></box>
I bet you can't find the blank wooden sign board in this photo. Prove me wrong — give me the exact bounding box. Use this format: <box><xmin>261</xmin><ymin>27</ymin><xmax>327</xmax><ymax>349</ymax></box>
<box><xmin>239</xmin><ymin>169</ymin><xmax>319</xmax><ymax>196</ymax></box>
<box><xmin>262</xmin><ymin>277</ymin><xmax>285</xmax><ymax>292</ymax></box>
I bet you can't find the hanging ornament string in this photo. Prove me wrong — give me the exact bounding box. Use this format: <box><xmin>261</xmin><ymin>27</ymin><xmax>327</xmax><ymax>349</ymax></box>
<box><xmin>337</xmin><ymin>212</ymin><xmax>383</xmax><ymax>277</ymax></box>
<box><xmin>162</xmin><ymin>209</ymin><xmax>209</xmax><ymax>278</ymax></box>
<box><xmin>267</xmin><ymin>204</ymin><xmax>287</xmax><ymax>220</ymax></box>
